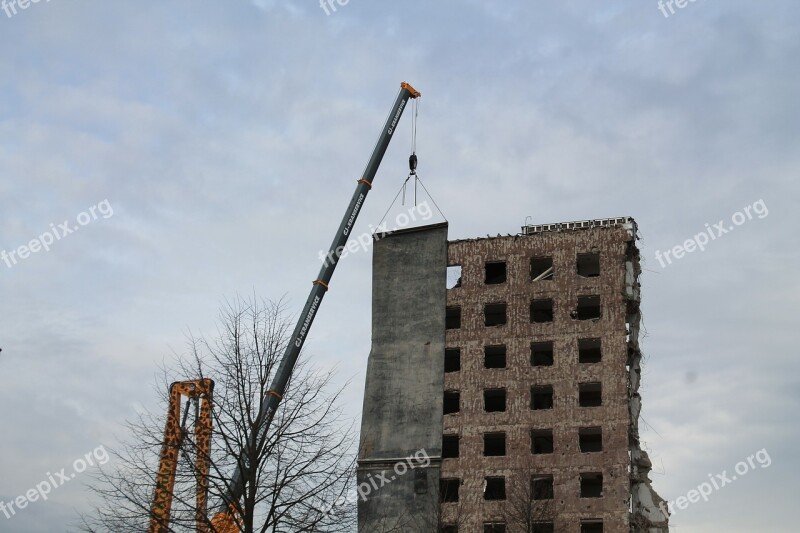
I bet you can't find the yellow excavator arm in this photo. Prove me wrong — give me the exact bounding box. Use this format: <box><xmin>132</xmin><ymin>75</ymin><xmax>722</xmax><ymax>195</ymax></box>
<box><xmin>149</xmin><ymin>379</ymin><xmax>215</xmax><ymax>533</ymax></box>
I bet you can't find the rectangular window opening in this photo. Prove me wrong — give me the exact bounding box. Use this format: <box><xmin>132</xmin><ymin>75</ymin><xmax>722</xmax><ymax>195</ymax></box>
<box><xmin>579</xmin><ymin>427</ymin><xmax>603</xmax><ymax>453</ymax></box>
<box><xmin>530</xmin><ymin>299</ymin><xmax>554</xmax><ymax>323</ymax></box>
<box><xmin>485</xmin><ymin>261</ymin><xmax>507</xmax><ymax>285</ymax></box>
<box><xmin>484</xmin><ymin>388</ymin><xmax>507</xmax><ymax>412</ymax></box>
<box><xmin>580</xmin><ymin>473</ymin><xmax>603</xmax><ymax>498</ymax></box>
<box><xmin>484</xmin><ymin>524</ymin><xmax>506</xmax><ymax>533</ymax></box>
<box><xmin>483</xmin><ymin>432</ymin><xmax>507</xmax><ymax>457</ymax></box>
<box><xmin>531</xmin><ymin>341</ymin><xmax>554</xmax><ymax>367</ymax></box>
<box><xmin>442</xmin><ymin>434</ymin><xmax>460</xmax><ymax>459</ymax></box>
<box><xmin>484</xmin><ymin>477</ymin><xmax>506</xmax><ymax>501</ymax></box>
<box><xmin>444</xmin><ymin>391</ymin><xmax>460</xmax><ymax>415</ymax></box>
<box><xmin>447</xmin><ymin>265</ymin><xmax>463</xmax><ymax>289</ymax></box>
<box><xmin>484</xmin><ymin>345</ymin><xmax>507</xmax><ymax>369</ymax></box>
<box><xmin>575</xmin><ymin>296</ymin><xmax>601</xmax><ymax>320</ymax></box>
<box><xmin>578</xmin><ymin>383</ymin><xmax>602</xmax><ymax>407</ymax></box>
<box><xmin>440</xmin><ymin>478</ymin><xmax>460</xmax><ymax>503</ymax></box>
<box><xmin>531</xmin><ymin>475</ymin><xmax>554</xmax><ymax>500</ymax></box>
<box><xmin>532</xmin><ymin>523</ymin><xmax>555</xmax><ymax>533</ymax></box>
<box><xmin>445</xmin><ymin>348</ymin><xmax>461</xmax><ymax>373</ymax></box>
<box><xmin>446</xmin><ymin>306</ymin><xmax>462</xmax><ymax>329</ymax></box>
<box><xmin>531</xmin><ymin>429</ymin><xmax>554</xmax><ymax>454</ymax></box>
<box><xmin>485</xmin><ymin>303</ymin><xmax>507</xmax><ymax>327</ymax></box>
<box><xmin>531</xmin><ymin>256</ymin><xmax>554</xmax><ymax>281</ymax></box>
<box><xmin>580</xmin><ymin>521</ymin><xmax>603</xmax><ymax>533</ymax></box>
<box><xmin>577</xmin><ymin>253</ymin><xmax>601</xmax><ymax>277</ymax></box>
<box><xmin>578</xmin><ymin>338</ymin><xmax>602</xmax><ymax>364</ymax></box>
<box><xmin>441</xmin><ymin>526</ymin><xmax>458</xmax><ymax>533</ymax></box>
<box><xmin>531</xmin><ymin>385</ymin><xmax>554</xmax><ymax>410</ymax></box>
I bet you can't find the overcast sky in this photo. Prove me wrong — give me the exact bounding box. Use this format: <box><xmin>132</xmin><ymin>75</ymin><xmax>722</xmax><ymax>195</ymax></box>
<box><xmin>1</xmin><ymin>1</ymin><xmax>798</xmax><ymax>531</ymax></box>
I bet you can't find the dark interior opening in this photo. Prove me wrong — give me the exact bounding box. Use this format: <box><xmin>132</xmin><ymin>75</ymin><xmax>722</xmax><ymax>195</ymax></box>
<box><xmin>580</xmin><ymin>473</ymin><xmax>603</xmax><ymax>498</ymax></box>
<box><xmin>532</xmin><ymin>475</ymin><xmax>554</xmax><ymax>500</ymax></box>
<box><xmin>484</xmin><ymin>389</ymin><xmax>507</xmax><ymax>412</ymax></box>
<box><xmin>531</xmin><ymin>341</ymin><xmax>554</xmax><ymax>367</ymax></box>
<box><xmin>578</xmin><ymin>338</ymin><xmax>602</xmax><ymax>363</ymax></box>
<box><xmin>446</xmin><ymin>306</ymin><xmax>462</xmax><ymax>329</ymax></box>
<box><xmin>485</xmin><ymin>261</ymin><xmax>507</xmax><ymax>285</ymax></box>
<box><xmin>575</xmin><ymin>296</ymin><xmax>601</xmax><ymax>320</ymax></box>
<box><xmin>578</xmin><ymin>383</ymin><xmax>602</xmax><ymax>407</ymax></box>
<box><xmin>531</xmin><ymin>256</ymin><xmax>554</xmax><ymax>281</ymax></box>
<box><xmin>440</xmin><ymin>478</ymin><xmax>460</xmax><ymax>502</ymax></box>
<box><xmin>579</xmin><ymin>427</ymin><xmax>603</xmax><ymax>453</ymax></box>
<box><xmin>484</xmin><ymin>345</ymin><xmax>507</xmax><ymax>369</ymax></box>
<box><xmin>531</xmin><ymin>385</ymin><xmax>554</xmax><ymax>410</ymax></box>
<box><xmin>485</xmin><ymin>303</ymin><xmax>507</xmax><ymax>326</ymax></box>
<box><xmin>444</xmin><ymin>391</ymin><xmax>460</xmax><ymax>414</ymax></box>
<box><xmin>531</xmin><ymin>429</ymin><xmax>554</xmax><ymax>454</ymax></box>
<box><xmin>530</xmin><ymin>299</ymin><xmax>554</xmax><ymax>323</ymax></box>
<box><xmin>483</xmin><ymin>432</ymin><xmax>507</xmax><ymax>456</ymax></box>
<box><xmin>581</xmin><ymin>522</ymin><xmax>603</xmax><ymax>533</ymax></box>
<box><xmin>445</xmin><ymin>348</ymin><xmax>461</xmax><ymax>372</ymax></box>
<box><xmin>577</xmin><ymin>253</ymin><xmax>600</xmax><ymax>277</ymax></box>
<box><xmin>484</xmin><ymin>477</ymin><xmax>506</xmax><ymax>500</ymax></box>
<box><xmin>442</xmin><ymin>434</ymin><xmax>460</xmax><ymax>458</ymax></box>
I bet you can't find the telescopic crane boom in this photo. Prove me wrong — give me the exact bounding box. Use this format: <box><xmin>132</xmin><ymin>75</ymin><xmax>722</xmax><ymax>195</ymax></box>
<box><xmin>209</xmin><ymin>82</ymin><xmax>421</xmax><ymax>531</ymax></box>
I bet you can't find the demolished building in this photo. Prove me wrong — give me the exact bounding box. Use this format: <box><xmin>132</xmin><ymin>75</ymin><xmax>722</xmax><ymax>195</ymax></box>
<box><xmin>358</xmin><ymin>218</ymin><xmax>669</xmax><ymax>532</ymax></box>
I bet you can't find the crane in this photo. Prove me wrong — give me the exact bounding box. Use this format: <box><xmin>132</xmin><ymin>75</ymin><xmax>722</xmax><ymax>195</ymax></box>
<box><xmin>149</xmin><ymin>379</ymin><xmax>215</xmax><ymax>533</ymax></box>
<box><xmin>149</xmin><ymin>82</ymin><xmax>421</xmax><ymax>532</ymax></box>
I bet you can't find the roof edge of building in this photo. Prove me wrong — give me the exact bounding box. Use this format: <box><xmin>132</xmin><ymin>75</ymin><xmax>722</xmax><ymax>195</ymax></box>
<box><xmin>447</xmin><ymin>216</ymin><xmax>638</xmax><ymax>245</ymax></box>
<box><xmin>521</xmin><ymin>216</ymin><xmax>637</xmax><ymax>236</ymax></box>
<box><xmin>372</xmin><ymin>221</ymin><xmax>449</xmax><ymax>241</ymax></box>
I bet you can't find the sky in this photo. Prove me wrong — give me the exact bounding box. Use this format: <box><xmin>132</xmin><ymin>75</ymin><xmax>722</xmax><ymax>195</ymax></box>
<box><xmin>1</xmin><ymin>0</ymin><xmax>798</xmax><ymax>531</ymax></box>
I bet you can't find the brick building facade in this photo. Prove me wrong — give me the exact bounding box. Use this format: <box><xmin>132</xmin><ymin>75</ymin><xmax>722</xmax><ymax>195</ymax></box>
<box><xmin>358</xmin><ymin>218</ymin><xmax>668</xmax><ymax>533</ymax></box>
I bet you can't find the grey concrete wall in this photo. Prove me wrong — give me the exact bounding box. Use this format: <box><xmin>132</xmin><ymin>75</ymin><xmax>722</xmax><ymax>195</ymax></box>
<box><xmin>358</xmin><ymin>222</ymin><xmax>448</xmax><ymax>532</ymax></box>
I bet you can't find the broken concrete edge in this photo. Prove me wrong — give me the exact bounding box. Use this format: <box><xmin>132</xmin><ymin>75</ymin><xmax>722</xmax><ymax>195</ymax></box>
<box><xmin>372</xmin><ymin>221</ymin><xmax>449</xmax><ymax>241</ymax></box>
<box><xmin>626</xmin><ymin>232</ymin><xmax>670</xmax><ymax>532</ymax></box>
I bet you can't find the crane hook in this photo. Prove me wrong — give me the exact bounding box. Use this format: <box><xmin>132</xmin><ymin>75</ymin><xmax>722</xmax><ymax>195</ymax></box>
<box><xmin>409</xmin><ymin>153</ymin><xmax>417</xmax><ymax>176</ymax></box>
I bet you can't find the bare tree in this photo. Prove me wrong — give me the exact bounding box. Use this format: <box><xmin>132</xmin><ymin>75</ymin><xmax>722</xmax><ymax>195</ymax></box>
<box><xmin>81</xmin><ymin>296</ymin><xmax>357</xmax><ymax>533</ymax></box>
<box><xmin>414</xmin><ymin>479</ymin><xmax>473</xmax><ymax>533</ymax></box>
<box><xmin>504</xmin><ymin>462</ymin><xmax>556</xmax><ymax>533</ymax></box>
